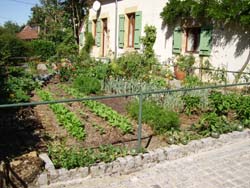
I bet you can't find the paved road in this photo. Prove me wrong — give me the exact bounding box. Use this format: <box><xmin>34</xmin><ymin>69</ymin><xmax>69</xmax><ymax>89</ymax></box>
<box><xmin>52</xmin><ymin>138</ymin><xmax>250</xmax><ymax>188</ymax></box>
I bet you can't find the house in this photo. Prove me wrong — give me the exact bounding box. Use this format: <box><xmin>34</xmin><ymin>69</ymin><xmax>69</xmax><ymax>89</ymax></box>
<box><xmin>16</xmin><ymin>25</ymin><xmax>40</xmax><ymax>41</ymax></box>
<box><xmin>82</xmin><ymin>0</ymin><xmax>249</xmax><ymax>81</ymax></box>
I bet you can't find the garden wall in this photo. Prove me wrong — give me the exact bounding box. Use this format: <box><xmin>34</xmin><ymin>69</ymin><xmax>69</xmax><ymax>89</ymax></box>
<box><xmin>35</xmin><ymin>129</ymin><xmax>250</xmax><ymax>188</ymax></box>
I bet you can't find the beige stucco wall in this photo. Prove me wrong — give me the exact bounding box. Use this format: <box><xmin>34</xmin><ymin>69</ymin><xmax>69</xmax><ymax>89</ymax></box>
<box><xmin>87</xmin><ymin>0</ymin><xmax>250</xmax><ymax>82</ymax></box>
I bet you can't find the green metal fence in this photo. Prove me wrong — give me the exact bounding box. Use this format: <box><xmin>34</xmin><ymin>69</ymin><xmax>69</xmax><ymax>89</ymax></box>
<box><xmin>0</xmin><ymin>82</ymin><xmax>250</xmax><ymax>151</ymax></box>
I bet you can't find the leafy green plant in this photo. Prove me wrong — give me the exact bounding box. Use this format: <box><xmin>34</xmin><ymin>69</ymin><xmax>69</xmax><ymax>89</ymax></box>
<box><xmin>61</xmin><ymin>85</ymin><xmax>133</xmax><ymax>134</ymax></box>
<box><xmin>183</xmin><ymin>75</ymin><xmax>203</xmax><ymax>88</ymax></box>
<box><xmin>48</xmin><ymin>143</ymin><xmax>132</xmax><ymax>169</ymax></box>
<box><xmin>37</xmin><ymin>90</ymin><xmax>86</xmax><ymax>140</ymax></box>
<box><xmin>194</xmin><ymin>112</ymin><xmax>235</xmax><ymax>137</ymax></box>
<box><xmin>114</xmin><ymin>52</ymin><xmax>145</xmax><ymax>79</ymax></box>
<box><xmin>236</xmin><ymin>95</ymin><xmax>250</xmax><ymax>123</ymax></box>
<box><xmin>175</xmin><ymin>55</ymin><xmax>195</xmax><ymax>73</ymax></box>
<box><xmin>208</xmin><ymin>91</ymin><xmax>239</xmax><ymax>115</ymax></box>
<box><xmin>127</xmin><ymin>100</ymin><xmax>180</xmax><ymax>134</ymax></box>
<box><xmin>141</xmin><ymin>25</ymin><xmax>158</xmax><ymax>69</ymax></box>
<box><xmin>181</xmin><ymin>94</ymin><xmax>201</xmax><ymax>115</ymax></box>
<box><xmin>73</xmin><ymin>75</ymin><xmax>101</xmax><ymax>94</ymax></box>
<box><xmin>82</xmin><ymin>32</ymin><xmax>95</xmax><ymax>54</ymax></box>
<box><xmin>165</xmin><ymin>129</ymin><xmax>201</xmax><ymax>145</ymax></box>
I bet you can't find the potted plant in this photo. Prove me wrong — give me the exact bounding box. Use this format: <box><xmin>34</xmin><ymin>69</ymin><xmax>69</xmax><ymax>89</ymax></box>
<box><xmin>174</xmin><ymin>55</ymin><xmax>195</xmax><ymax>80</ymax></box>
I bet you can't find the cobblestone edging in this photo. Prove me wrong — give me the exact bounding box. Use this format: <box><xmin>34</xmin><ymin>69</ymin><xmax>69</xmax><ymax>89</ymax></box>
<box><xmin>35</xmin><ymin>129</ymin><xmax>250</xmax><ymax>187</ymax></box>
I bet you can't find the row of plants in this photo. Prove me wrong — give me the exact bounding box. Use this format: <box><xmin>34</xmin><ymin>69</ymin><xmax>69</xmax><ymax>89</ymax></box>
<box><xmin>48</xmin><ymin>143</ymin><xmax>139</xmax><ymax>170</ymax></box>
<box><xmin>60</xmin><ymin>85</ymin><xmax>133</xmax><ymax>134</ymax></box>
<box><xmin>37</xmin><ymin>90</ymin><xmax>86</xmax><ymax>140</ymax></box>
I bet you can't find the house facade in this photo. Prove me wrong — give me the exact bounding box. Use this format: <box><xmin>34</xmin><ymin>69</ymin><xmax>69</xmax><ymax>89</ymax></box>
<box><xmin>82</xmin><ymin>0</ymin><xmax>249</xmax><ymax>81</ymax></box>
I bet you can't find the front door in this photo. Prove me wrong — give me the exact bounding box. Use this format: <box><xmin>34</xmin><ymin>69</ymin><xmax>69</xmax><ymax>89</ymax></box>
<box><xmin>102</xmin><ymin>18</ymin><xmax>108</xmax><ymax>57</ymax></box>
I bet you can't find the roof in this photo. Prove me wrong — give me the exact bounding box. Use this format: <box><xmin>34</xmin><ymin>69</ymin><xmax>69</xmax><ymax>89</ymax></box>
<box><xmin>16</xmin><ymin>25</ymin><xmax>39</xmax><ymax>40</ymax></box>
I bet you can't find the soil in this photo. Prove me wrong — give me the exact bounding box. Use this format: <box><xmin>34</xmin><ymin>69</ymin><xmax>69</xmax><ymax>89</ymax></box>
<box><xmin>35</xmin><ymin>83</ymin><xmax>161</xmax><ymax>149</ymax></box>
<box><xmin>0</xmin><ymin>107</ymin><xmax>46</xmax><ymax>187</ymax></box>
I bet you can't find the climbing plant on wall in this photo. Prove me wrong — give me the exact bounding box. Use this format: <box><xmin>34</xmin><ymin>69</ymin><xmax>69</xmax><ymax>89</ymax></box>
<box><xmin>160</xmin><ymin>0</ymin><xmax>250</xmax><ymax>27</ymax></box>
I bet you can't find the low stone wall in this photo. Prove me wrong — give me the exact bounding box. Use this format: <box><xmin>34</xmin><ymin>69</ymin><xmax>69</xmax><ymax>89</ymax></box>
<box><xmin>34</xmin><ymin>129</ymin><xmax>250</xmax><ymax>188</ymax></box>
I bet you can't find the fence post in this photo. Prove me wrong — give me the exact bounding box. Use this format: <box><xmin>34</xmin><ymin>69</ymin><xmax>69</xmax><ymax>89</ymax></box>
<box><xmin>137</xmin><ymin>92</ymin><xmax>143</xmax><ymax>152</ymax></box>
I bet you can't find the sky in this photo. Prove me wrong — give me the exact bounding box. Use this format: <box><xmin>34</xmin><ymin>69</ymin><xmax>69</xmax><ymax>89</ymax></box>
<box><xmin>0</xmin><ymin>0</ymin><xmax>40</xmax><ymax>26</ymax></box>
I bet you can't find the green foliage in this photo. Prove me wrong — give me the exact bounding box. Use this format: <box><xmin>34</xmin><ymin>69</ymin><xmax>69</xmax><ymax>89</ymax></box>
<box><xmin>114</xmin><ymin>52</ymin><xmax>145</xmax><ymax>79</ymax></box>
<box><xmin>183</xmin><ymin>75</ymin><xmax>203</xmax><ymax>88</ymax></box>
<box><xmin>61</xmin><ymin>86</ymin><xmax>133</xmax><ymax>134</ymax></box>
<box><xmin>236</xmin><ymin>95</ymin><xmax>250</xmax><ymax>122</ymax></box>
<box><xmin>141</xmin><ymin>25</ymin><xmax>158</xmax><ymax>69</ymax></box>
<box><xmin>0</xmin><ymin>33</ymin><xmax>29</xmax><ymax>61</ymax></box>
<box><xmin>0</xmin><ymin>67</ymin><xmax>38</xmax><ymax>104</ymax></box>
<box><xmin>127</xmin><ymin>100</ymin><xmax>180</xmax><ymax>134</ymax></box>
<box><xmin>160</xmin><ymin>0</ymin><xmax>250</xmax><ymax>27</ymax></box>
<box><xmin>82</xmin><ymin>32</ymin><xmax>95</xmax><ymax>54</ymax></box>
<box><xmin>29</xmin><ymin>39</ymin><xmax>56</xmax><ymax>61</ymax></box>
<box><xmin>73</xmin><ymin>75</ymin><xmax>101</xmax><ymax>95</ymax></box>
<box><xmin>194</xmin><ymin>112</ymin><xmax>235</xmax><ymax>136</ymax></box>
<box><xmin>56</xmin><ymin>29</ymin><xmax>78</xmax><ymax>58</ymax></box>
<box><xmin>181</xmin><ymin>94</ymin><xmax>201</xmax><ymax>115</ymax></box>
<box><xmin>175</xmin><ymin>55</ymin><xmax>195</xmax><ymax>73</ymax></box>
<box><xmin>208</xmin><ymin>91</ymin><xmax>239</xmax><ymax>115</ymax></box>
<box><xmin>165</xmin><ymin>129</ymin><xmax>202</xmax><ymax>145</ymax></box>
<box><xmin>37</xmin><ymin>90</ymin><xmax>86</xmax><ymax>140</ymax></box>
<box><xmin>48</xmin><ymin>143</ymin><xmax>132</xmax><ymax>169</ymax></box>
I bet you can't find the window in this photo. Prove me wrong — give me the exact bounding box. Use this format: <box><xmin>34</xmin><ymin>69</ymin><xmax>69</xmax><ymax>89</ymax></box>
<box><xmin>172</xmin><ymin>26</ymin><xmax>212</xmax><ymax>56</ymax></box>
<box><xmin>127</xmin><ymin>13</ymin><xmax>135</xmax><ymax>48</ymax></box>
<box><xmin>119</xmin><ymin>11</ymin><xmax>142</xmax><ymax>49</ymax></box>
<box><xmin>186</xmin><ymin>28</ymin><xmax>201</xmax><ymax>53</ymax></box>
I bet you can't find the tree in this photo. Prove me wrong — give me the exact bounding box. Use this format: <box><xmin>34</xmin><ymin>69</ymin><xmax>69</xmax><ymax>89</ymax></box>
<box><xmin>28</xmin><ymin>0</ymin><xmax>91</xmax><ymax>45</ymax></box>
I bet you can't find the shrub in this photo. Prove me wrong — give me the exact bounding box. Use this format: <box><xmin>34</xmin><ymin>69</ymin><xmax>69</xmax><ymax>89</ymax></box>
<box><xmin>29</xmin><ymin>39</ymin><xmax>56</xmax><ymax>61</ymax></box>
<box><xmin>208</xmin><ymin>91</ymin><xmax>239</xmax><ymax>115</ymax></box>
<box><xmin>115</xmin><ymin>52</ymin><xmax>145</xmax><ymax>79</ymax></box>
<box><xmin>73</xmin><ymin>75</ymin><xmax>101</xmax><ymax>94</ymax></box>
<box><xmin>181</xmin><ymin>94</ymin><xmax>201</xmax><ymax>115</ymax></box>
<box><xmin>82</xmin><ymin>32</ymin><xmax>95</xmax><ymax>54</ymax></box>
<box><xmin>0</xmin><ymin>67</ymin><xmax>38</xmax><ymax>104</ymax></box>
<box><xmin>127</xmin><ymin>100</ymin><xmax>180</xmax><ymax>134</ymax></box>
<box><xmin>194</xmin><ymin>112</ymin><xmax>235</xmax><ymax>136</ymax></box>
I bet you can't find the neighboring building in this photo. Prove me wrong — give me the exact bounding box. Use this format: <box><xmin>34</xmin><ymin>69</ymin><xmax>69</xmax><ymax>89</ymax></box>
<box><xmin>16</xmin><ymin>25</ymin><xmax>40</xmax><ymax>41</ymax></box>
<box><xmin>82</xmin><ymin>0</ymin><xmax>249</xmax><ymax>81</ymax></box>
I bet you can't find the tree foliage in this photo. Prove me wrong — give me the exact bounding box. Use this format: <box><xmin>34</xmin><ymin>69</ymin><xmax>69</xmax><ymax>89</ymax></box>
<box><xmin>28</xmin><ymin>0</ymin><xmax>91</xmax><ymax>45</ymax></box>
<box><xmin>160</xmin><ymin>0</ymin><xmax>250</xmax><ymax>28</ymax></box>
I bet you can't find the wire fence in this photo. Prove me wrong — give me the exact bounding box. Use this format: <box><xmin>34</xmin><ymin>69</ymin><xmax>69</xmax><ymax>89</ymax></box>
<box><xmin>1</xmin><ymin>82</ymin><xmax>250</xmax><ymax>151</ymax></box>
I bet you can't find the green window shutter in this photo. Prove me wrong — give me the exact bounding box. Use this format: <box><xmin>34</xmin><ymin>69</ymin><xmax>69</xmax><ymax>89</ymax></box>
<box><xmin>88</xmin><ymin>21</ymin><xmax>92</xmax><ymax>33</ymax></box>
<box><xmin>172</xmin><ymin>26</ymin><xmax>182</xmax><ymax>54</ymax></box>
<box><xmin>96</xmin><ymin>19</ymin><xmax>101</xmax><ymax>47</ymax></box>
<box><xmin>118</xmin><ymin>14</ymin><xmax>125</xmax><ymax>48</ymax></box>
<box><xmin>134</xmin><ymin>11</ymin><xmax>142</xmax><ymax>49</ymax></box>
<box><xmin>199</xmin><ymin>27</ymin><xmax>212</xmax><ymax>56</ymax></box>
<box><xmin>79</xmin><ymin>32</ymin><xmax>84</xmax><ymax>46</ymax></box>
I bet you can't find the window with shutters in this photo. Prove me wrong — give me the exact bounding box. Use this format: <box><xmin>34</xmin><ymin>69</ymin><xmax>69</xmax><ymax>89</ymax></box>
<box><xmin>172</xmin><ymin>26</ymin><xmax>212</xmax><ymax>56</ymax></box>
<box><xmin>119</xmin><ymin>11</ymin><xmax>141</xmax><ymax>49</ymax></box>
<box><xmin>185</xmin><ymin>27</ymin><xmax>201</xmax><ymax>53</ymax></box>
<box><xmin>127</xmin><ymin>13</ymin><xmax>135</xmax><ymax>48</ymax></box>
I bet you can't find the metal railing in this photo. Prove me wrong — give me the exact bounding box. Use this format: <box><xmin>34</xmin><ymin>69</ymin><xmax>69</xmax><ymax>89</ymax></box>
<box><xmin>1</xmin><ymin>82</ymin><xmax>250</xmax><ymax>151</ymax></box>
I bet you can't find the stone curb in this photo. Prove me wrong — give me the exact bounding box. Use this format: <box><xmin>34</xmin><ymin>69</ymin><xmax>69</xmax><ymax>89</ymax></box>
<box><xmin>35</xmin><ymin>129</ymin><xmax>250</xmax><ymax>187</ymax></box>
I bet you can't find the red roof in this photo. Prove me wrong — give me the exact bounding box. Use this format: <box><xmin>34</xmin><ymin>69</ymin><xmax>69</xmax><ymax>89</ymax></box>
<box><xmin>16</xmin><ymin>25</ymin><xmax>39</xmax><ymax>40</ymax></box>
